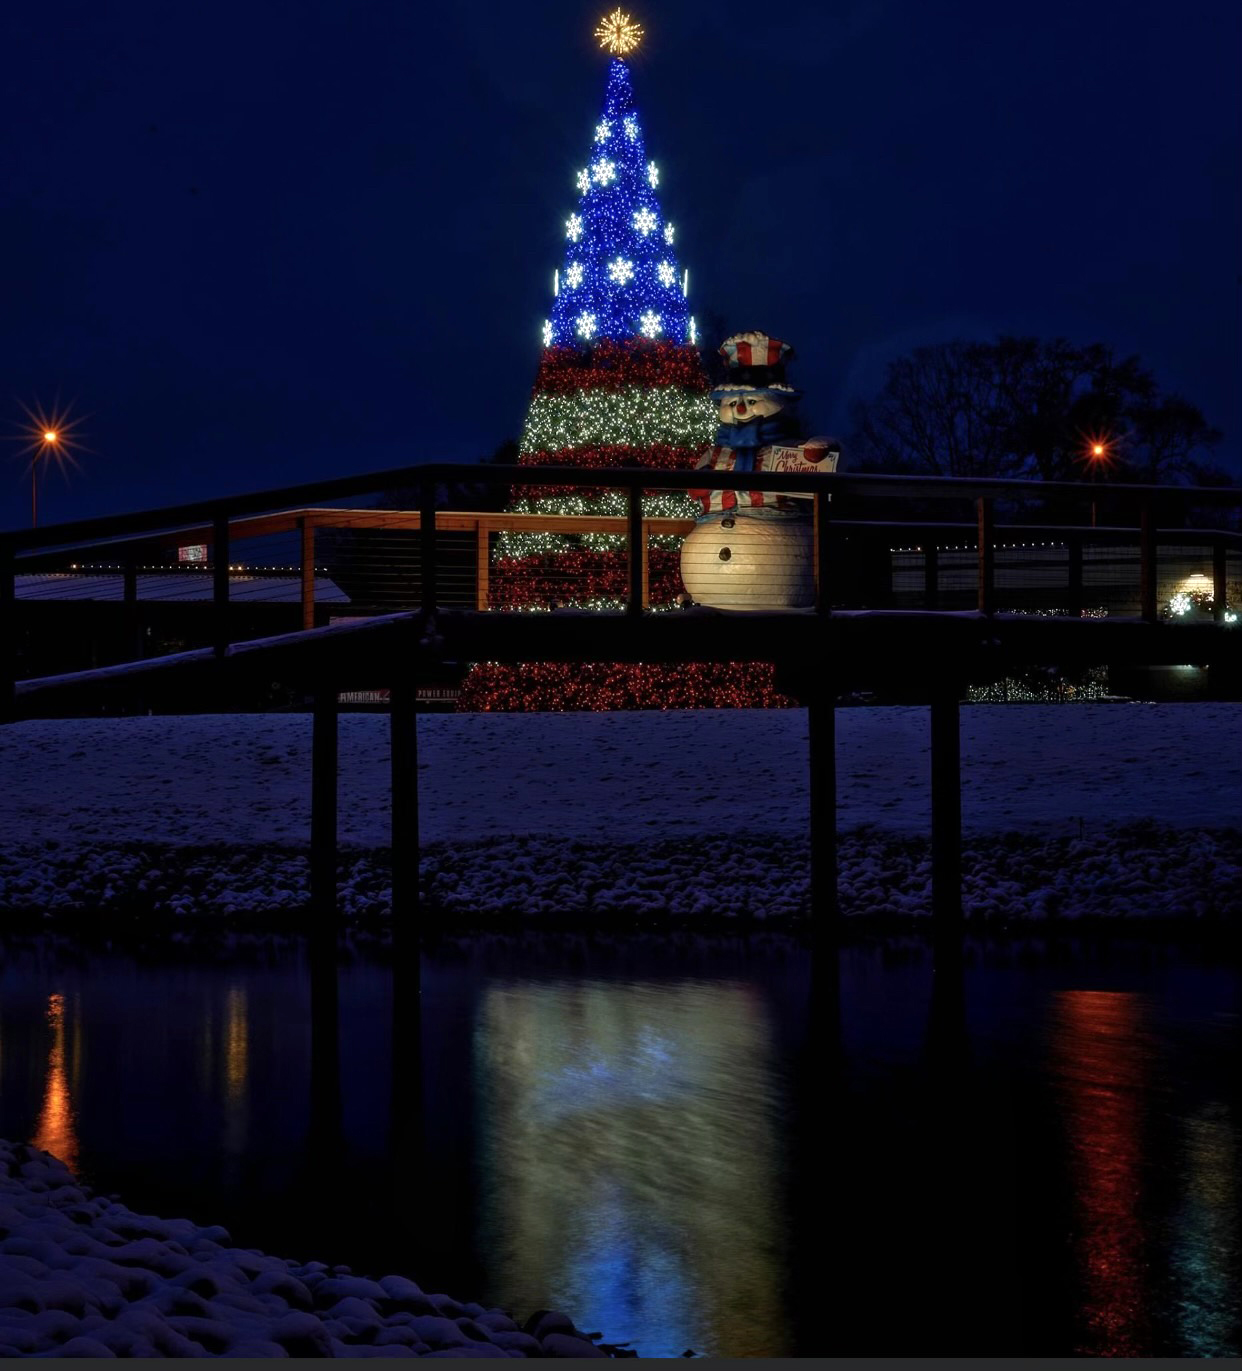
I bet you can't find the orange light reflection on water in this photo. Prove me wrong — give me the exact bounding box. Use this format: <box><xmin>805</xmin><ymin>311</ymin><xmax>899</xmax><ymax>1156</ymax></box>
<box><xmin>33</xmin><ymin>992</ymin><xmax>79</xmax><ymax>1174</ymax></box>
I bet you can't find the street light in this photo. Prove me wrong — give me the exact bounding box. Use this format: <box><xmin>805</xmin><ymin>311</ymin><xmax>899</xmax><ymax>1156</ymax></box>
<box><xmin>1084</xmin><ymin>436</ymin><xmax>1112</xmax><ymax>528</ymax></box>
<box><xmin>33</xmin><ymin>431</ymin><xmax>61</xmax><ymax>528</ymax></box>
<box><xmin>8</xmin><ymin>402</ymin><xmax>88</xmax><ymax>528</ymax></box>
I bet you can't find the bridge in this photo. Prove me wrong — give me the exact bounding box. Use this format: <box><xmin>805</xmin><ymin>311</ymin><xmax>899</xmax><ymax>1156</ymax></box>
<box><xmin>2</xmin><ymin>462</ymin><xmax>1239</xmax><ymax>950</ymax></box>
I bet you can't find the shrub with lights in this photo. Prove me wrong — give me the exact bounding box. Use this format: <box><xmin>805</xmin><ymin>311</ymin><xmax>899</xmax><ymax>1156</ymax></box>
<box><xmin>460</xmin><ymin>12</ymin><xmax>793</xmax><ymax>711</ymax></box>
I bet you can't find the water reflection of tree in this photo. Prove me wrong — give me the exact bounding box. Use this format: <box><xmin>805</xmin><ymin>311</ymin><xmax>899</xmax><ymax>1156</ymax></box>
<box><xmin>474</xmin><ymin>980</ymin><xmax>785</xmax><ymax>1357</ymax></box>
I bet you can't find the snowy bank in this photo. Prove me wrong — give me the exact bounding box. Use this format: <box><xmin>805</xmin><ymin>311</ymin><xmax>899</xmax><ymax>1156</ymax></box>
<box><xmin>0</xmin><ymin>1139</ymin><xmax>619</xmax><ymax>1358</ymax></box>
<box><xmin>0</xmin><ymin>705</ymin><xmax>1238</xmax><ymax>924</ymax></box>
<box><xmin>2</xmin><ymin>825</ymin><xmax>1240</xmax><ymax>926</ymax></box>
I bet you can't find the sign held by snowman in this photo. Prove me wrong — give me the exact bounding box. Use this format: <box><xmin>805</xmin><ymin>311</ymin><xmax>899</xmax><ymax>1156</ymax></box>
<box><xmin>681</xmin><ymin>332</ymin><xmax>839</xmax><ymax>610</ymax></box>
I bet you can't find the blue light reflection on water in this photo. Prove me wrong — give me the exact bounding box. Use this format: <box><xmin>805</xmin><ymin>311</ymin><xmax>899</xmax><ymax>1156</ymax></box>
<box><xmin>472</xmin><ymin>978</ymin><xmax>784</xmax><ymax>1357</ymax></box>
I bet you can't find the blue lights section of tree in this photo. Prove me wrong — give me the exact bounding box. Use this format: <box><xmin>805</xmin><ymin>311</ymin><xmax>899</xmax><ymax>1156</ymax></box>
<box><xmin>546</xmin><ymin>58</ymin><xmax>692</xmax><ymax>349</ymax></box>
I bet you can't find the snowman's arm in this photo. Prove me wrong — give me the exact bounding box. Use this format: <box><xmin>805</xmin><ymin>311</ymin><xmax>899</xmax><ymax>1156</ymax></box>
<box><xmin>798</xmin><ymin>437</ymin><xmax>842</xmax><ymax>468</ymax></box>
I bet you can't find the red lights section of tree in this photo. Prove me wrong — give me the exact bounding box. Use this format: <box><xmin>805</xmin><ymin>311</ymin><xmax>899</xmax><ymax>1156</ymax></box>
<box><xmin>534</xmin><ymin>341</ymin><xmax>710</xmax><ymax>395</ymax></box>
<box><xmin>457</xmin><ymin>661</ymin><xmax>794</xmax><ymax>712</ymax></box>
<box><xmin>489</xmin><ymin>547</ymin><xmax>684</xmax><ymax>609</ymax></box>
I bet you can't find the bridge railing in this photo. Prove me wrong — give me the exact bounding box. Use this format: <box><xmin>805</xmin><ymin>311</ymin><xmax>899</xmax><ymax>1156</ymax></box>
<box><xmin>3</xmin><ymin>464</ymin><xmax>1241</xmax><ymax>689</ymax></box>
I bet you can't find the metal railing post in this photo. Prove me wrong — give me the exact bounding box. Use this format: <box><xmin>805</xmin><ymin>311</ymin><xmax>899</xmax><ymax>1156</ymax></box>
<box><xmin>390</xmin><ymin>677</ymin><xmax>420</xmax><ymax>956</ymax></box>
<box><xmin>0</xmin><ymin>539</ymin><xmax>14</xmax><ymax>719</ymax></box>
<box><xmin>814</xmin><ymin>489</ymin><xmax>832</xmax><ymax>614</ymax></box>
<box><xmin>299</xmin><ymin>517</ymin><xmax>315</xmax><ymax>631</ymax></box>
<box><xmin>1140</xmin><ymin>500</ymin><xmax>1158</xmax><ymax>623</ymax></box>
<box><xmin>977</xmin><ymin>497</ymin><xmax>995</xmax><ymax>615</ymax></box>
<box><xmin>419</xmin><ymin>482</ymin><xmax>437</xmax><ymax>617</ymax></box>
<box><xmin>213</xmin><ymin>513</ymin><xmax>230</xmax><ymax>657</ymax></box>
<box><xmin>123</xmin><ymin>553</ymin><xmax>142</xmax><ymax>665</ymax></box>
<box><xmin>1213</xmin><ymin>536</ymin><xmax>1227</xmax><ymax>623</ymax></box>
<box><xmin>627</xmin><ymin>483</ymin><xmax>643</xmax><ymax>617</ymax></box>
<box><xmin>311</xmin><ymin>683</ymin><xmax>339</xmax><ymax>927</ymax></box>
<box><xmin>475</xmin><ymin>522</ymin><xmax>490</xmax><ymax>612</ymax></box>
<box><xmin>923</xmin><ymin>543</ymin><xmax>939</xmax><ymax>611</ymax></box>
<box><xmin>1066</xmin><ymin>533</ymin><xmax>1083</xmax><ymax>618</ymax></box>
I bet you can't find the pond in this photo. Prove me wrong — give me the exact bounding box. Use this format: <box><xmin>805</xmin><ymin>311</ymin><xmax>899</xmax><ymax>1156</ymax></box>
<box><xmin>0</xmin><ymin>932</ymin><xmax>1238</xmax><ymax>1357</ymax></box>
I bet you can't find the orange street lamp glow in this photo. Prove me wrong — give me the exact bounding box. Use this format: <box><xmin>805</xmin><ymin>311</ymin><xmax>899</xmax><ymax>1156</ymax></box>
<box><xmin>8</xmin><ymin>400</ymin><xmax>91</xmax><ymax>528</ymax></box>
<box><xmin>1091</xmin><ymin>443</ymin><xmax>1105</xmax><ymax>458</ymax></box>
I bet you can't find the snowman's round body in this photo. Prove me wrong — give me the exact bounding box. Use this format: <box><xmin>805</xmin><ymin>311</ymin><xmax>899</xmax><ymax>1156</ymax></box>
<box><xmin>680</xmin><ymin>509</ymin><xmax>814</xmax><ymax>610</ymax></box>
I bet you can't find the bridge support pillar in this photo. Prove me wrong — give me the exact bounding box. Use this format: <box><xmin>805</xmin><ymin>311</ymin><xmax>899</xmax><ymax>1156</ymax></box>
<box><xmin>390</xmin><ymin>679</ymin><xmax>421</xmax><ymax>962</ymax></box>
<box><xmin>311</xmin><ymin>684</ymin><xmax>339</xmax><ymax>927</ymax></box>
<box><xmin>308</xmin><ymin>682</ymin><xmax>342</xmax><ymax>1163</ymax></box>
<box><xmin>807</xmin><ymin>674</ymin><xmax>839</xmax><ymax>943</ymax></box>
<box><xmin>930</xmin><ymin>682</ymin><xmax>963</xmax><ymax>957</ymax></box>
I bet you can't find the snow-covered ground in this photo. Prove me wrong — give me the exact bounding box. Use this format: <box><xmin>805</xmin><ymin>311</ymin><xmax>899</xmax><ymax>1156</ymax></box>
<box><xmin>0</xmin><ymin>1139</ymin><xmax>611</xmax><ymax>1358</ymax></box>
<box><xmin>0</xmin><ymin>704</ymin><xmax>1238</xmax><ymax>922</ymax></box>
<box><xmin>2</xmin><ymin>703</ymin><xmax>1238</xmax><ymax>844</ymax></box>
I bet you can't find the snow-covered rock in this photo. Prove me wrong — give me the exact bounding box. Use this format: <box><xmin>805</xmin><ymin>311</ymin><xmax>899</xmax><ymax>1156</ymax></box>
<box><xmin>0</xmin><ymin>1139</ymin><xmax>609</xmax><ymax>1358</ymax></box>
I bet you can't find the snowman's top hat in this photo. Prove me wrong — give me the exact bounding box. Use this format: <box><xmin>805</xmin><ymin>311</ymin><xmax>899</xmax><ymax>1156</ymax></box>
<box><xmin>713</xmin><ymin>331</ymin><xmax>800</xmax><ymax>400</ymax></box>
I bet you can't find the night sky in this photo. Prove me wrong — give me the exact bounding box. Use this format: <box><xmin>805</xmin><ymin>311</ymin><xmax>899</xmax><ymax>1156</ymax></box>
<box><xmin>2</xmin><ymin>0</ymin><xmax>1239</xmax><ymax>528</ymax></box>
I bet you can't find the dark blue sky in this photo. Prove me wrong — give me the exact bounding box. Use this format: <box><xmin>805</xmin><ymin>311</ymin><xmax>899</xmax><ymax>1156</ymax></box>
<box><xmin>2</xmin><ymin>0</ymin><xmax>1239</xmax><ymax>528</ymax></box>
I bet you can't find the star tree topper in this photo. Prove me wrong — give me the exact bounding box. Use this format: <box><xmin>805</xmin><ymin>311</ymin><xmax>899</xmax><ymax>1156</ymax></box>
<box><xmin>595</xmin><ymin>8</ymin><xmax>643</xmax><ymax>56</ymax></box>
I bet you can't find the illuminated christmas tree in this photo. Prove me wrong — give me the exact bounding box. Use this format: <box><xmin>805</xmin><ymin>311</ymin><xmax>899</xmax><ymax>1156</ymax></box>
<box><xmin>459</xmin><ymin>12</ymin><xmax>792</xmax><ymax>710</ymax></box>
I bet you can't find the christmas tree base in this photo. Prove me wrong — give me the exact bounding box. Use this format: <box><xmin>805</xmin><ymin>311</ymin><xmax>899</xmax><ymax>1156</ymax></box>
<box><xmin>456</xmin><ymin>661</ymin><xmax>795</xmax><ymax>711</ymax></box>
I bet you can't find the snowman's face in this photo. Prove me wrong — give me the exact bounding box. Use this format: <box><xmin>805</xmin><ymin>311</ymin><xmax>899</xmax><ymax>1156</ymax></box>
<box><xmin>718</xmin><ymin>391</ymin><xmax>785</xmax><ymax>425</ymax></box>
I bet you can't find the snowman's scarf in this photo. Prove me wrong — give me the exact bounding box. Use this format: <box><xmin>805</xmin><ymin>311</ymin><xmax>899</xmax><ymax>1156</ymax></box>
<box><xmin>715</xmin><ymin>415</ymin><xmax>789</xmax><ymax>468</ymax></box>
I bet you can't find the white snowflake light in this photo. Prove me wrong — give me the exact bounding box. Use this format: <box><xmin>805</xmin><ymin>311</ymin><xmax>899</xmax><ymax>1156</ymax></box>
<box><xmin>663</xmin><ymin>222</ymin><xmax>675</xmax><ymax>245</ymax></box>
<box><xmin>565</xmin><ymin>261</ymin><xmax>584</xmax><ymax>288</ymax></box>
<box><xmin>595</xmin><ymin>120</ymin><xmax>611</xmax><ymax>144</ymax></box>
<box><xmin>647</xmin><ymin>161</ymin><xmax>659</xmax><ymax>188</ymax></box>
<box><xmin>542</xmin><ymin>320</ymin><xmax>553</xmax><ymax>347</ymax></box>
<box><xmin>633</xmin><ymin>207</ymin><xmax>658</xmax><ymax>236</ymax></box>
<box><xmin>688</xmin><ymin>316</ymin><xmax>698</xmax><ymax>345</ymax></box>
<box><xmin>1169</xmin><ymin>592</ymin><xmax>1193</xmax><ymax>616</ymax></box>
<box><xmin>656</xmin><ymin>261</ymin><xmax>676</xmax><ymax>288</ymax></box>
<box><xmin>608</xmin><ymin>257</ymin><xmax>635</xmax><ymax>285</ymax></box>
<box><xmin>576</xmin><ymin>169</ymin><xmax>591</xmax><ymax>193</ymax></box>
<box><xmin>592</xmin><ymin>159</ymin><xmax>617</xmax><ymax>185</ymax></box>
<box><xmin>638</xmin><ymin>310</ymin><xmax>662</xmax><ymax>338</ymax></box>
<box><xmin>623</xmin><ymin>115</ymin><xmax>639</xmax><ymax>141</ymax></box>
<box><xmin>565</xmin><ymin>213</ymin><xmax>583</xmax><ymax>241</ymax></box>
<box><xmin>576</xmin><ymin>312</ymin><xmax>597</xmax><ymax>340</ymax></box>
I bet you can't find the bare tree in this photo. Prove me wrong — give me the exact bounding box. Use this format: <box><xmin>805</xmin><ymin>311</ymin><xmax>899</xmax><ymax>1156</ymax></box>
<box><xmin>850</xmin><ymin>337</ymin><xmax>1222</xmax><ymax>486</ymax></box>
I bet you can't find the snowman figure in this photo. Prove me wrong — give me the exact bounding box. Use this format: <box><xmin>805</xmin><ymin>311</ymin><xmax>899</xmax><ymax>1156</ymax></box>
<box><xmin>681</xmin><ymin>332</ymin><xmax>839</xmax><ymax>610</ymax></box>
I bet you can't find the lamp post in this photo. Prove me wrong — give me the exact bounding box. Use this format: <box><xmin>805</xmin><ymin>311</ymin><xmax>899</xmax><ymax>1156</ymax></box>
<box><xmin>1086</xmin><ymin>441</ymin><xmax>1108</xmax><ymax>528</ymax></box>
<box><xmin>33</xmin><ymin>430</ymin><xmax>60</xmax><ymax>529</ymax></box>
